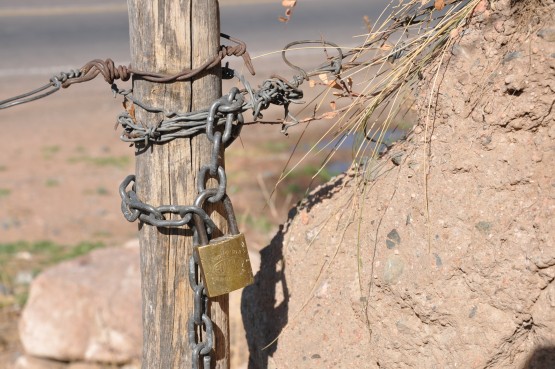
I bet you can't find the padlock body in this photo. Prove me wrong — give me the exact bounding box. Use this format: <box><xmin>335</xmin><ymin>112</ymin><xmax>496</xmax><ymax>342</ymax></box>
<box><xmin>195</xmin><ymin>233</ymin><xmax>254</xmax><ymax>297</ymax></box>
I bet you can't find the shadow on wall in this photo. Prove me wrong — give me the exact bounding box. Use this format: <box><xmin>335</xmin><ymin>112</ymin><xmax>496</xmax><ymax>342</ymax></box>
<box><xmin>522</xmin><ymin>346</ymin><xmax>555</xmax><ymax>369</ymax></box>
<box><xmin>240</xmin><ymin>175</ymin><xmax>347</xmax><ymax>368</ymax></box>
<box><xmin>241</xmin><ymin>220</ymin><xmax>290</xmax><ymax>369</ymax></box>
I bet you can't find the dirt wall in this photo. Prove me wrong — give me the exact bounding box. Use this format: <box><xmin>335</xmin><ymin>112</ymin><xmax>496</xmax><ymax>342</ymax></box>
<box><xmin>242</xmin><ymin>1</ymin><xmax>555</xmax><ymax>368</ymax></box>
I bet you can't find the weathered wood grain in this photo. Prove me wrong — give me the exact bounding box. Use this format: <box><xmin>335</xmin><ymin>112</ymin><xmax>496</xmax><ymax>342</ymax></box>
<box><xmin>127</xmin><ymin>0</ymin><xmax>228</xmax><ymax>368</ymax></box>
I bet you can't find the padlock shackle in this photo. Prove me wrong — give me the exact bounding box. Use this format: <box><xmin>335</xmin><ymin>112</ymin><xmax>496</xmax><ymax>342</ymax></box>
<box><xmin>193</xmin><ymin>189</ymin><xmax>240</xmax><ymax>243</ymax></box>
<box><xmin>193</xmin><ymin>213</ymin><xmax>210</xmax><ymax>247</ymax></box>
<box><xmin>222</xmin><ymin>195</ymin><xmax>240</xmax><ymax>235</ymax></box>
<box><xmin>194</xmin><ymin>188</ymin><xmax>219</xmax><ymax>209</ymax></box>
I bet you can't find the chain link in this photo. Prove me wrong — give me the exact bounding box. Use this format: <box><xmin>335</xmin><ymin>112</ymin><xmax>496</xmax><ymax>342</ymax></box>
<box><xmin>0</xmin><ymin>36</ymin><xmax>346</xmax><ymax>368</ymax></box>
<box><xmin>185</xmin><ymin>89</ymin><xmax>236</xmax><ymax>366</ymax></box>
<box><xmin>118</xmin><ymin>175</ymin><xmax>217</xmax><ymax>231</ymax></box>
<box><xmin>118</xmin><ymin>92</ymin><xmax>238</xmax><ymax>367</ymax></box>
<box><xmin>188</xmin><ymin>253</ymin><xmax>214</xmax><ymax>369</ymax></box>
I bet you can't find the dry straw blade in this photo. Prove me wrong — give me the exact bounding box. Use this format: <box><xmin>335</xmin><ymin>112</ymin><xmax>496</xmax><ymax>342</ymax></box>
<box><xmin>259</xmin><ymin>0</ymin><xmax>484</xmax><ymax>349</ymax></box>
<box><xmin>261</xmin><ymin>0</ymin><xmax>482</xmax><ymax>197</ymax></box>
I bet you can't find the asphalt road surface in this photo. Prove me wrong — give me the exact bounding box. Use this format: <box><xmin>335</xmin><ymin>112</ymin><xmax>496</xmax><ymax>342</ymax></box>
<box><xmin>0</xmin><ymin>0</ymin><xmax>390</xmax><ymax>78</ymax></box>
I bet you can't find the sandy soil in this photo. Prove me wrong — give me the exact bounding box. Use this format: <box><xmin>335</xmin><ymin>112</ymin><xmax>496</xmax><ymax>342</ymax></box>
<box><xmin>242</xmin><ymin>1</ymin><xmax>555</xmax><ymax>368</ymax></box>
<box><xmin>9</xmin><ymin>1</ymin><xmax>553</xmax><ymax>368</ymax></box>
<box><xmin>0</xmin><ymin>49</ymin><xmax>353</xmax><ymax>368</ymax></box>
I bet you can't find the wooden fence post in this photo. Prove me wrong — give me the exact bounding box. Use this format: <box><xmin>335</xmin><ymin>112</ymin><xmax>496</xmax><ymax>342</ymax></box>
<box><xmin>126</xmin><ymin>0</ymin><xmax>229</xmax><ymax>368</ymax></box>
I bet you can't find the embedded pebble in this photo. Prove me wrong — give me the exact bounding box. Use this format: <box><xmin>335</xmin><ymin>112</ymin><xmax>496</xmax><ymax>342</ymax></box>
<box><xmin>386</xmin><ymin>229</ymin><xmax>401</xmax><ymax>249</ymax></box>
<box><xmin>475</xmin><ymin>221</ymin><xmax>492</xmax><ymax>235</ymax></box>
<box><xmin>383</xmin><ymin>255</ymin><xmax>404</xmax><ymax>284</ymax></box>
<box><xmin>469</xmin><ymin>306</ymin><xmax>478</xmax><ymax>318</ymax></box>
<box><xmin>391</xmin><ymin>152</ymin><xmax>404</xmax><ymax>166</ymax></box>
<box><xmin>505</xmin><ymin>75</ymin><xmax>525</xmax><ymax>93</ymax></box>
<box><xmin>434</xmin><ymin>253</ymin><xmax>443</xmax><ymax>267</ymax></box>
<box><xmin>503</xmin><ymin>51</ymin><xmax>522</xmax><ymax>63</ymax></box>
<box><xmin>480</xmin><ymin>135</ymin><xmax>492</xmax><ymax>146</ymax></box>
<box><xmin>538</xmin><ymin>28</ymin><xmax>555</xmax><ymax>42</ymax></box>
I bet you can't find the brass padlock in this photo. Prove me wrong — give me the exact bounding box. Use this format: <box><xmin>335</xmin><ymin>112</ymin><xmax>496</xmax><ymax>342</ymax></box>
<box><xmin>193</xmin><ymin>194</ymin><xmax>253</xmax><ymax>297</ymax></box>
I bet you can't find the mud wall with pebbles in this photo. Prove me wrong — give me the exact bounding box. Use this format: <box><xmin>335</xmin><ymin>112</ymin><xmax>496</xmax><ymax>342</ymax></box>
<box><xmin>242</xmin><ymin>1</ymin><xmax>555</xmax><ymax>368</ymax></box>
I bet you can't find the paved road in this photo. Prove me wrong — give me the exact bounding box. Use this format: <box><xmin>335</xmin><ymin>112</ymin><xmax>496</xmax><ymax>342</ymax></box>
<box><xmin>0</xmin><ymin>0</ymin><xmax>390</xmax><ymax>77</ymax></box>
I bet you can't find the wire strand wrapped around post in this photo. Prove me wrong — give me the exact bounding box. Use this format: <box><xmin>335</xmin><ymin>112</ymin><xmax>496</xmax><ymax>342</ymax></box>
<box><xmin>0</xmin><ymin>34</ymin><xmax>255</xmax><ymax>110</ymax></box>
<box><xmin>62</xmin><ymin>34</ymin><xmax>254</xmax><ymax>88</ymax></box>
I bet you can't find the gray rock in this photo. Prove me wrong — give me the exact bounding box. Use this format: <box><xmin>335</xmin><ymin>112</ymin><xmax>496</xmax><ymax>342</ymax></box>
<box><xmin>13</xmin><ymin>355</ymin><xmax>66</xmax><ymax>369</ymax></box>
<box><xmin>383</xmin><ymin>255</ymin><xmax>404</xmax><ymax>284</ymax></box>
<box><xmin>503</xmin><ymin>51</ymin><xmax>522</xmax><ymax>63</ymax></box>
<box><xmin>15</xmin><ymin>271</ymin><xmax>34</xmax><ymax>285</ymax></box>
<box><xmin>19</xmin><ymin>240</ymin><xmax>142</xmax><ymax>364</ymax></box>
<box><xmin>66</xmin><ymin>363</ymin><xmax>103</xmax><ymax>369</ymax></box>
<box><xmin>538</xmin><ymin>28</ymin><xmax>555</xmax><ymax>42</ymax></box>
<box><xmin>386</xmin><ymin>229</ymin><xmax>401</xmax><ymax>249</ymax></box>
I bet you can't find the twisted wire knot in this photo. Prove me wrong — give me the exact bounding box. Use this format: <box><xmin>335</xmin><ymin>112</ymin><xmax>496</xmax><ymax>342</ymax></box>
<box><xmin>62</xmin><ymin>59</ymin><xmax>131</xmax><ymax>88</ymax></box>
<box><xmin>58</xmin><ymin>34</ymin><xmax>254</xmax><ymax>88</ymax></box>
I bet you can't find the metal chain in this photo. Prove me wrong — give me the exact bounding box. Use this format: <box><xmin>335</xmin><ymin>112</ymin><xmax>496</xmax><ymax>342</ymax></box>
<box><xmin>188</xmin><ymin>251</ymin><xmax>213</xmax><ymax>369</ymax></box>
<box><xmin>118</xmin><ymin>86</ymin><xmax>241</xmax><ymax>367</ymax></box>
<box><xmin>118</xmin><ymin>175</ymin><xmax>217</xmax><ymax>231</ymax></box>
<box><xmin>1</xmin><ymin>36</ymin><xmax>345</xmax><ymax>369</ymax></box>
<box><xmin>111</xmin><ymin>39</ymin><xmax>343</xmax><ymax>146</ymax></box>
<box><xmin>186</xmin><ymin>92</ymin><xmax>237</xmax><ymax>366</ymax></box>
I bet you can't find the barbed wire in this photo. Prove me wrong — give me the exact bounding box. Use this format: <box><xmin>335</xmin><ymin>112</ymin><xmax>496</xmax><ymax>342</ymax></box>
<box><xmin>112</xmin><ymin>39</ymin><xmax>343</xmax><ymax>147</ymax></box>
<box><xmin>0</xmin><ymin>2</ymin><xmax>474</xmax><ymax>366</ymax></box>
<box><xmin>0</xmin><ymin>33</ymin><xmax>253</xmax><ymax>110</ymax></box>
<box><xmin>0</xmin><ymin>70</ymin><xmax>82</xmax><ymax>109</ymax></box>
<box><xmin>63</xmin><ymin>34</ymin><xmax>254</xmax><ymax>88</ymax></box>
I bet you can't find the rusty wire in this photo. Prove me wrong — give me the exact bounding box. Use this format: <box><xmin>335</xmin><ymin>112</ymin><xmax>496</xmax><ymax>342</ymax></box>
<box><xmin>62</xmin><ymin>34</ymin><xmax>255</xmax><ymax>88</ymax></box>
<box><xmin>0</xmin><ymin>34</ymin><xmax>254</xmax><ymax>110</ymax></box>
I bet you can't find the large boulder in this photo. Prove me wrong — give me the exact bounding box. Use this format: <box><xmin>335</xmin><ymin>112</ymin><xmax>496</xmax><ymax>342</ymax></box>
<box><xmin>17</xmin><ymin>239</ymin><xmax>260</xmax><ymax>368</ymax></box>
<box><xmin>242</xmin><ymin>1</ymin><xmax>555</xmax><ymax>368</ymax></box>
<box><xmin>19</xmin><ymin>241</ymin><xmax>142</xmax><ymax>364</ymax></box>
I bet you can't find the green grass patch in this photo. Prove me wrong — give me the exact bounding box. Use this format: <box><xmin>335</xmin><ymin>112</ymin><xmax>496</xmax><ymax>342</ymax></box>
<box><xmin>285</xmin><ymin>183</ymin><xmax>303</xmax><ymax>195</ymax></box>
<box><xmin>96</xmin><ymin>186</ymin><xmax>109</xmax><ymax>196</ymax></box>
<box><xmin>0</xmin><ymin>188</ymin><xmax>11</xmax><ymax>198</ymax></box>
<box><xmin>45</xmin><ymin>178</ymin><xmax>60</xmax><ymax>187</ymax></box>
<box><xmin>74</xmin><ymin>145</ymin><xmax>87</xmax><ymax>154</ymax></box>
<box><xmin>263</xmin><ymin>141</ymin><xmax>289</xmax><ymax>153</ymax></box>
<box><xmin>227</xmin><ymin>184</ymin><xmax>239</xmax><ymax>195</ymax></box>
<box><xmin>84</xmin><ymin>186</ymin><xmax>110</xmax><ymax>196</ymax></box>
<box><xmin>41</xmin><ymin>145</ymin><xmax>61</xmax><ymax>159</ymax></box>
<box><xmin>0</xmin><ymin>240</ymin><xmax>104</xmax><ymax>306</ymax></box>
<box><xmin>68</xmin><ymin>155</ymin><xmax>131</xmax><ymax>169</ymax></box>
<box><xmin>242</xmin><ymin>214</ymin><xmax>273</xmax><ymax>234</ymax></box>
<box><xmin>0</xmin><ymin>165</ymin><xmax>7</xmax><ymax>172</ymax></box>
<box><xmin>0</xmin><ymin>240</ymin><xmax>103</xmax><ymax>264</ymax></box>
<box><xmin>299</xmin><ymin>165</ymin><xmax>334</xmax><ymax>182</ymax></box>
<box><xmin>91</xmin><ymin>230</ymin><xmax>112</xmax><ymax>239</ymax></box>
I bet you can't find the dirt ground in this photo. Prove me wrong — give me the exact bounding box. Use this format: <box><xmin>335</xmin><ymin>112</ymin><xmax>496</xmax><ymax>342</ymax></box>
<box><xmin>0</xmin><ymin>55</ymin><xmax>355</xmax><ymax>367</ymax></box>
<box><xmin>2</xmin><ymin>1</ymin><xmax>554</xmax><ymax>369</ymax></box>
<box><xmin>242</xmin><ymin>1</ymin><xmax>555</xmax><ymax>368</ymax></box>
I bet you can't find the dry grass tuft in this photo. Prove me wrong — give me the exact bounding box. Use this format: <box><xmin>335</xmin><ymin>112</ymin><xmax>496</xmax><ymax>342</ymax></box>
<box><xmin>270</xmin><ymin>0</ymin><xmax>482</xmax><ymax>193</ymax></box>
<box><xmin>259</xmin><ymin>0</ymin><xmax>485</xmax><ymax>347</ymax></box>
